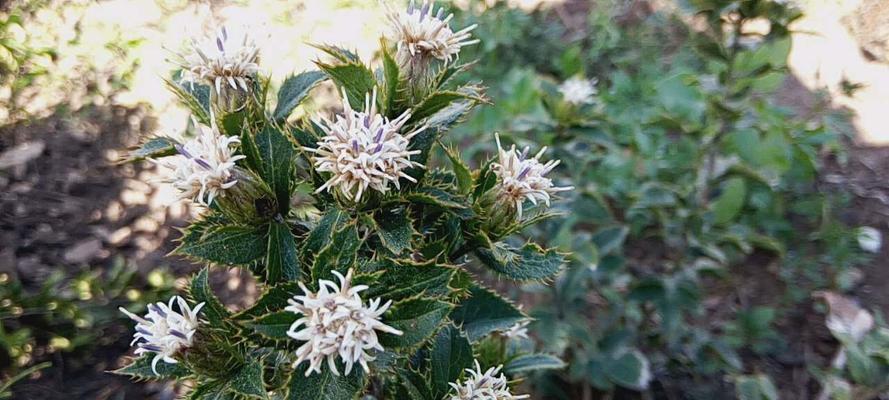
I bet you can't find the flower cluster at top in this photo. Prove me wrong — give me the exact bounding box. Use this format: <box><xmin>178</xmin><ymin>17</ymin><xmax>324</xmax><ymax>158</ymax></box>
<box><xmin>157</xmin><ymin>120</ymin><xmax>245</xmax><ymax>206</ymax></box>
<box><xmin>285</xmin><ymin>269</ymin><xmax>403</xmax><ymax>376</ymax></box>
<box><xmin>492</xmin><ymin>133</ymin><xmax>574</xmax><ymax>219</ymax></box>
<box><xmin>305</xmin><ymin>87</ymin><xmax>425</xmax><ymax>202</ymax></box>
<box><xmin>558</xmin><ymin>76</ymin><xmax>598</xmax><ymax>105</ymax></box>
<box><xmin>384</xmin><ymin>0</ymin><xmax>479</xmax><ymax>64</ymax></box>
<box><xmin>119</xmin><ymin>296</ymin><xmax>205</xmax><ymax>374</ymax></box>
<box><xmin>175</xmin><ymin>25</ymin><xmax>261</xmax><ymax>96</ymax></box>
<box><xmin>448</xmin><ymin>360</ymin><xmax>529</xmax><ymax>400</ymax></box>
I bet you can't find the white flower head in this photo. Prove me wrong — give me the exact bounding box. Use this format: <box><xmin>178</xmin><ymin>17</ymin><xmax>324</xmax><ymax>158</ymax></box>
<box><xmin>384</xmin><ymin>0</ymin><xmax>479</xmax><ymax>64</ymax></box>
<box><xmin>448</xmin><ymin>360</ymin><xmax>529</xmax><ymax>400</ymax></box>
<box><xmin>175</xmin><ymin>25</ymin><xmax>261</xmax><ymax>96</ymax></box>
<box><xmin>492</xmin><ymin>133</ymin><xmax>573</xmax><ymax>219</ymax></box>
<box><xmin>285</xmin><ymin>268</ymin><xmax>403</xmax><ymax>377</ymax></box>
<box><xmin>157</xmin><ymin>119</ymin><xmax>246</xmax><ymax>206</ymax></box>
<box><xmin>857</xmin><ymin>226</ymin><xmax>882</xmax><ymax>253</ymax></box>
<box><xmin>501</xmin><ymin>320</ymin><xmax>530</xmax><ymax>340</ymax></box>
<box><xmin>305</xmin><ymin>87</ymin><xmax>425</xmax><ymax>202</ymax></box>
<box><xmin>558</xmin><ymin>76</ymin><xmax>598</xmax><ymax>105</ymax></box>
<box><xmin>119</xmin><ymin>296</ymin><xmax>205</xmax><ymax>374</ymax></box>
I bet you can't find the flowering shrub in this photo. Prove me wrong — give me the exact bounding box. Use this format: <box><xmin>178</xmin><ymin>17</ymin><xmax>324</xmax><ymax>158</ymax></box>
<box><xmin>115</xmin><ymin>3</ymin><xmax>570</xmax><ymax>399</ymax></box>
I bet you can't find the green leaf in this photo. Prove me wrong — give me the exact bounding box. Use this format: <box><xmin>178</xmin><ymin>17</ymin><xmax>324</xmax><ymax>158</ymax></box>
<box><xmin>250</xmin><ymin>311</ymin><xmax>297</xmax><ymax>340</ymax></box>
<box><xmin>363</xmin><ymin>260</ymin><xmax>454</xmax><ymax>302</ymax></box>
<box><xmin>312</xmin><ymin>223</ymin><xmax>360</xmax><ymax>283</ymax></box>
<box><xmin>165</xmin><ymin>78</ymin><xmax>210</xmax><ymax>124</ymax></box>
<box><xmin>404</xmin><ymin>188</ymin><xmax>470</xmax><ymax>216</ymax></box>
<box><xmin>287</xmin><ymin>366</ymin><xmax>365</xmax><ymax>400</ymax></box>
<box><xmin>380</xmin><ymin>298</ymin><xmax>452</xmax><ymax>349</ymax></box>
<box><xmin>316</xmin><ymin>61</ymin><xmax>376</xmax><ymax>110</ymax></box>
<box><xmin>188</xmin><ymin>380</ymin><xmax>237</xmax><ymax>400</ymax></box>
<box><xmin>238</xmin><ymin>125</ymin><xmax>263</xmax><ymax>174</ymax></box>
<box><xmin>591</xmin><ymin>226</ymin><xmax>629</xmax><ymax>256</ymax></box>
<box><xmin>189</xmin><ymin>268</ymin><xmax>230</xmax><ymax>325</ymax></box>
<box><xmin>504</xmin><ymin>353</ymin><xmax>566</xmax><ymax>375</ymax></box>
<box><xmin>125</xmin><ymin>136</ymin><xmax>178</xmax><ymax>162</ymax></box>
<box><xmin>267</xmin><ymin>221</ymin><xmax>299</xmax><ymax>283</ymax></box>
<box><xmin>311</xmin><ymin>43</ymin><xmax>361</xmax><ymax>64</ymax></box>
<box><xmin>256</xmin><ymin>126</ymin><xmax>295</xmax><ymax>214</ymax></box>
<box><xmin>397</xmin><ymin>368</ymin><xmax>434</xmax><ymax>400</ymax></box>
<box><xmin>112</xmin><ymin>355</ymin><xmax>190</xmax><ymax>380</ymax></box>
<box><xmin>604</xmin><ymin>350</ymin><xmax>652</xmax><ymax>390</ymax></box>
<box><xmin>735</xmin><ymin>374</ymin><xmax>779</xmax><ymax>400</ymax></box>
<box><xmin>174</xmin><ymin>225</ymin><xmax>267</xmax><ymax>266</ymax></box>
<box><xmin>451</xmin><ymin>285</ymin><xmax>525</xmax><ymax>342</ymax></box>
<box><xmin>475</xmin><ymin>242</ymin><xmax>565</xmax><ymax>281</ymax></box>
<box><xmin>236</xmin><ymin>282</ymin><xmax>302</xmax><ymax>319</ymax></box>
<box><xmin>442</xmin><ymin>144</ymin><xmax>472</xmax><ymax>194</ymax></box>
<box><xmin>300</xmin><ymin>208</ymin><xmax>350</xmax><ymax>267</ymax></box>
<box><xmin>374</xmin><ymin>207</ymin><xmax>415</xmax><ymax>255</ymax></box>
<box><xmin>408</xmin><ymin>90</ymin><xmax>481</xmax><ymax>124</ymax></box>
<box><xmin>230</xmin><ymin>361</ymin><xmax>267</xmax><ymax>399</ymax></box>
<box><xmin>429</xmin><ymin>325</ymin><xmax>473</xmax><ymax>399</ymax></box>
<box><xmin>381</xmin><ymin>40</ymin><xmax>400</xmax><ymax>115</ymax></box>
<box><xmin>712</xmin><ymin>177</ymin><xmax>747</xmax><ymax>225</ymax></box>
<box><xmin>274</xmin><ymin>70</ymin><xmax>326</xmax><ymax>122</ymax></box>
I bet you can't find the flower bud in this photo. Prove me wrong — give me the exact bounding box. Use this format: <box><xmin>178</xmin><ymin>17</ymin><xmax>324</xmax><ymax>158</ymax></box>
<box><xmin>214</xmin><ymin>167</ymin><xmax>278</xmax><ymax>224</ymax></box>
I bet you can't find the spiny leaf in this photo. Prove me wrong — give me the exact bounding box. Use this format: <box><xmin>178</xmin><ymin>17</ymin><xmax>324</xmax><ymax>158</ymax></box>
<box><xmin>274</xmin><ymin>70</ymin><xmax>326</xmax><ymax>122</ymax></box>
<box><xmin>380</xmin><ymin>39</ymin><xmax>401</xmax><ymax>116</ymax></box>
<box><xmin>379</xmin><ymin>298</ymin><xmax>453</xmax><ymax>349</ymax></box>
<box><xmin>164</xmin><ymin>78</ymin><xmax>211</xmax><ymax>125</ymax></box>
<box><xmin>429</xmin><ymin>325</ymin><xmax>473</xmax><ymax>398</ymax></box>
<box><xmin>112</xmin><ymin>355</ymin><xmax>190</xmax><ymax>380</ymax></box>
<box><xmin>503</xmin><ymin>353</ymin><xmax>566</xmax><ymax>375</ymax></box>
<box><xmin>189</xmin><ymin>268</ymin><xmax>230</xmax><ymax>326</ymax></box>
<box><xmin>441</xmin><ymin>143</ymin><xmax>472</xmax><ymax>195</ymax></box>
<box><xmin>287</xmin><ymin>365</ymin><xmax>366</xmax><ymax>400</ymax></box>
<box><xmin>373</xmin><ymin>206</ymin><xmax>415</xmax><ymax>255</ymax></box>
<box><xmin>450</xmin><ymin>285</ymin><xmax>525</xmax><ymax>342</ymax></box>
<box><xmin>312</xmin><ymin>222</ymin><xmax>360</xmax><ymax>283</ymax></box>
<box><xmin>300</xmin><ymin>208</ymin><xmax>350</xmax><ymax>268</ymax></box>
<box><xmin>475</xmin><ymin>242</ymin><xmax>566</xmax><ymax>281</ymax></box>
<box><xmin>174</xmin><ymin>225</ymin><xmax>267</xmax><ymax>266</ymax></box>
<box><xmin>249</xmin><ymin>311</ymin><xmax>297</xmax><ymax>340</ymax></box>
<box><xmin>256</xmin><ymin>125</ymin><xmax>295</xmax><ymax>214</ymax></box>
<box><xmin>236</xmin><ymin>281</ymin><xmax>302</xmax><ymax>320</ymax></box>
<box><xmin>408</xmin><ymin>90</ymin><xmax>483</xmax><ymax>125</ymax></box>
<box><xmin>311</xmin><ymin>43</ymin><xmax>361</xmax><ymax>64</ymax></box>
<box><xmin>124</xmin><ymin>136</ymin><xmax>178</xmax><ymax>162</ymax></box>
<box><xmin>267</xmin><ymin>221</ymin><xmax>299</xmax><ymax>283</ymax></box>
<box><xmin>363</xmin><ymin>260</ymin><xmax>454</xmax><ymax>302</ymax></box>
<box><xmin>315</xmin><ymin>61</ymin><xmax>376</xmax><ymax>110</ymax></box>
<box><xmin>230</xmin><ymin>361</ymin><xmax>267</xmax><ymax>399</ymax></box>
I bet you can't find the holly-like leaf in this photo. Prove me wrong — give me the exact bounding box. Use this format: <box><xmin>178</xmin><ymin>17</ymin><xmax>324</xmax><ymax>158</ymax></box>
<box><xmin>475</xmin><ymin>242</ymin><xmax>566</xmax><ymax>281</ymax></box>
<box><xmin>274</xmin><ymin>70</ymin><xmax>326</xmax><ymax>122</ymax></box>
<box><xmin>374</xmin><ymin>207</ymin><xmax>415</xmax><ymax>255</ymax></box>
<box><xmin>256</xmin><ymin>126</ymin><xmax>295</xmax><ymax>214</ymax></box>
<box><xmin>300</xmin><ymin>208</ymin><xmax>350</xmax><ymax>266</ymax></box>
<box><xmin>287</xmin><ymin>365</ymin><xmax>366</xmax><ymax>400</ymax></box>
<box><xmin>312</xmin><ymin>222</ymin><xmax>360</xmax><ymax>283</ymax></box>
<box><xmin>250</xmin><ymin>311</ymin><xmax>297</xmax><ymax>340</ymax></box>
<box><xmin>236</xmin><ymin>281</ymin><xmax>302</xmax><ymax>320</ymax></box>
<box><xmin>397</xmin><ymin>368</ymin><xmax>434</xmax><ymax>400</ymax></box>
<box><xmin>311</xmin><ymin>43</ymin><xmax>361</xmax><ymax>64</ymax></box>
<box><xmin>442</xmin><ymin>144</ymin><xmax>472</xmax><ymax>194</ymax></box>
<box><xmin>165</xmin><ymin>78</ymin><xmax>211</xmax><ymax>124</ymax></box>
<box><xmin>604</xmin><ymin>350</ymin><xmax>652</xmax><ymax>390</ymax></box>
<box><xmin>408</xmin><ymin>90</ymin><xmax>482</xmax><ymax>125</ymax></box>
<box><xmin>112</xmin><ymin>355</ymin><xmax>190</xmax><ymax>380</ymax></box>
<box><xmin>124</xmin><ymin>136</ymin><xmax>178</xmax><ymax>162</ymax></box>
<box><xmin>591</xmin><ymin>225</ymin><xmax>629</xmax><ymax>256</ymax></box>
<box><xmin>174</xmin><ymin>225</ymin><xmax>267</xmax><ymax>266</ymax></box>
<box><xmin>735</xmin><ymin>374</ymin><xmax>779</xmax><ymax>400</ymax></box>
<box><xmin>189</xmin><ymin>268</ymin><xmax>230</xmax><ymax>326</ymax></box>
<box><xmin>315</xmin><ymin>61</ymin><xmax>376</xmax><ymax>110</ymax></box>
<box><xmin>450</xmin><ymin>285</ymin><xmax>525</xmax><ymax>342</ymax></box>
<box><xmin>267</xmin><ymin>221</ymin><xmax>299</xmax><ymax>283</ymax></box>
<box><xmin>363</xmin><ymin>260</ymin><xmax>454</xmax><ymax>302</ymax></box>
<box><xmin>381</xmin><ymin>39</ymin><xmax>401</xmax><ymax>115</ymax></box>
<box><xmin>230</xmin><ymin>361</ymin><xmax>267</xmax><ymax>399</ymax></box>
<box><xmin>404</xmin><ymin>188</ymin><xmax>471</xmax><ymax>216</ymax></box>
<box><xmin>379</xmin><ymin>298</ymin><xmax>452</xmax><ymax>349</ymax></box>
<box><xmin>429</xmin><ymin>325</ymin><xmax>473</xmax><ymax>399</ymax></box>
<box><xmin>503</xmin><ymin>353</ymin><xmax>566</xmax><ymax>375</ymax></box>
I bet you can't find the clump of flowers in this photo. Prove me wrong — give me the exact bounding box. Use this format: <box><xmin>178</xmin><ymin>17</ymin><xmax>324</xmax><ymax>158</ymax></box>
<box><xmin>119</xmin><ymin>296</ymin><xmax>205</xmax><ymax>374</ymax></box>
<box><xmin>492</xmin><ymin>133</ymin><xmax>573</xmax><ymax>219</ymax></box>
<box><xmin>285</xmin><ymin>269</ymin><xmax>403</xmax><ymax>377</ymax></box>
<box><xmin>558</xmin><ymin>76</ymin><xmax>598</xmax><ymax>105</ymax></box>
<box><xmin>175</xmin><ymin>25</ymin><xmax>261</xmax><ymax>98</ymax></box>
<box><xmin>384</xmin><ymin>0</ymin><xmax>479</xmax><ymax>66</ymax></box>
<box><xmin>304</xmin><ymin>87</ymin><xmax>425</xmax><ymax>202</ymax></box>
<box><xmin>157</xmin><ymin>120</ymin><xmax>245</xmax><ymax>206</ymax></box>
<box><xmin>449</xmin><ymin>360</ymin><xmax>529</xmax><ymax>400</ymax></box>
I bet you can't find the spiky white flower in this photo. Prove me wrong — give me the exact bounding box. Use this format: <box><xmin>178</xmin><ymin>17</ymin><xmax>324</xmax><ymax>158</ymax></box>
<box><xmin>119</xmin><ymin>296</ymin><xmax>205</xmax><ymax>374</ymax></box>
<box><xmin>384</xmin><ymin>0</ymin><xmax>479</xmax><ymax>64</ymax></box>
<box><xmin>558</xmin><ymin>76</ymin><xmax>598</xmax><ymax>105</ymax></box>
<box><xmin>305</xmin><ymin>87</ymin><xmax>425</xmax><ymax>202</ymax></box>
<box><xmin>501</xmin><ymin>320</ymin><xmax>530</xmax><ymax>340</ymax></box>
<box><xmin>157</xmin><ymin>120</ymin><xmax>245</xmax><ymax>206</ymax></box>
<box><xmin>175</xmin><ymin>25</ymin><xmax>261</xmax><ymax>96</ymax></box>
<box><xmin>857</xmin><ymin>226</ymin><xmax>882</xmax><ymax>253</ymax></box>
<box><xmin>448</xmin><ymin>360</ymin><xmax>529</xmax><ymax>400</ymax></box>
<box><xmin>285</xmin><ymin>269</ymin><xmax>403</xmax><ymax>377</ymax></box>
<box><xmin>492</xmin><ymin>133</ymin><xmax>573</xmax><ymax>219</ymax></box>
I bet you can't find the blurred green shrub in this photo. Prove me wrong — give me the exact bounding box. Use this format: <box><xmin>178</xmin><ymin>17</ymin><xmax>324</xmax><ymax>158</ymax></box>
<box><xmin>452</xmin><ymin>0</ymin><xmax>880</xmax><ymax>398</ymax></box>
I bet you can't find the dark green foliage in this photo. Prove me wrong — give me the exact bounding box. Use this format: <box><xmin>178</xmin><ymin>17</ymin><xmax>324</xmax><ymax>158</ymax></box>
<box><xmin>274</xmin><ymin>70</ymin><xmax>326</xmax><ymax>122</ymax></box>
<box><xmin>451</xmin><ymin>286</ymin><xmax>525</xmax><ymax>342</ymax></box>
<box><xmin>125</xmin><ymin>136</ymin><xmax>179</xmax><ymax>162</ymax></box>
<box><xmin>113</xmin><ymin>355</ymin><xmax>191</xmax><ymax>380</ymax></box>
